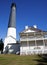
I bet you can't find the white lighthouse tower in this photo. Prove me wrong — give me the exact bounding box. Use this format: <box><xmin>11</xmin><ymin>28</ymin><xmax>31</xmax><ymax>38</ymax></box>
<box><xmin>3</xmin><ymin>3</ymin><xmax>16</xmax><ymax>54</ymax></box>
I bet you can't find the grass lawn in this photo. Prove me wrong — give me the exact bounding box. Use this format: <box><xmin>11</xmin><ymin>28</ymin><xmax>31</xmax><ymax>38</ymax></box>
<box><xmin>0</xmin><ymin>54</ymin><xmax>47</xmax><ymax>65</ymax></box>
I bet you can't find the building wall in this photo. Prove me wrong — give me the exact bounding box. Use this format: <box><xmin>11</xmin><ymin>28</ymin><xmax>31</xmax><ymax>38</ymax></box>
<box><xmin>8</xmin><ymin>43</ymin><xmax>20</xmax><ymax>54</ymax></box>
<box><xmin>20</xmin><ymin>40</ymin><xmax>47</xmax><ymax>55</ymax></box>
<box><xmin>3</xmin><ymin>36</ymin><xmax>16</xmax><ymax>53</ymax></box>
<box><xmin>7</xmin><ymin>28</ymin><xmax>16</xmax><ymax>39</ymax></box>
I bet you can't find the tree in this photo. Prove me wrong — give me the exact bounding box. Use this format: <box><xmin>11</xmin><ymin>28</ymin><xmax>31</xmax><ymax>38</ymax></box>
<box><xmin>0</xmin><ymin>39</ymin><xmax>4</xmax><ymax>53</ymax></box>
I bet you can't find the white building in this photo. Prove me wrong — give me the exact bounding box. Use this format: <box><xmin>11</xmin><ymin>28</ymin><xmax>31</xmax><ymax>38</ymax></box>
<box><xmin>20</xmin><ymin>26</ymin><xmax>47</xmax><ymax>55</ymax></box>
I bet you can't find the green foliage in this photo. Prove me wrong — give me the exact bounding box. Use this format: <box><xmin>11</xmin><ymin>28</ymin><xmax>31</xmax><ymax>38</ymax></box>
<box><xmin>0</xmin><ymin>39</ymin><xmax>4</xmax><ymax>51</ymax></box>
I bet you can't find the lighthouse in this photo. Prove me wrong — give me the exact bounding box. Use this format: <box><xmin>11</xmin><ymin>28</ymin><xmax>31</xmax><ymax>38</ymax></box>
<box><xmin>3</xmin><ymin>3</ymin><xmax>16</xmax><ymax>54</ymax></box>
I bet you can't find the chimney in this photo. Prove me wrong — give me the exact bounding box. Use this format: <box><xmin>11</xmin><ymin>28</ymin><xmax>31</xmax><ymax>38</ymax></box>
<box><xmin>25</xmin><ymin>26</ymin><xmax>28</xmax><ymax>29</ymax></box>
<box><xmin>33</xmin><ymin>25</ymin><xmax>37</xmax><ymax>28</ymax></box>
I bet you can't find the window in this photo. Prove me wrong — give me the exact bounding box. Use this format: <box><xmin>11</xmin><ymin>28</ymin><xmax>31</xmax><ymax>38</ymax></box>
<box><xmin>21</xmin><ymin>42</ymin><xmax>27</xmax><ymax>47</ymax></box>
<box><xmin>37</xmin><ymin>40</ymin><xmax>43</xmax><ymax>46</ymax></box>
<box><xmin>29</xmin><ymin>41</ymin><xmax>35</xmax><ymax>46</ymax></box>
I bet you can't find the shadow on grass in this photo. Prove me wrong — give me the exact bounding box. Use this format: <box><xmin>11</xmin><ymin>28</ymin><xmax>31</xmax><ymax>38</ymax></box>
<box><xmin>34</xmin><ymin>54</ymin><xmax>47</xmax><ymax>65</ymax></box>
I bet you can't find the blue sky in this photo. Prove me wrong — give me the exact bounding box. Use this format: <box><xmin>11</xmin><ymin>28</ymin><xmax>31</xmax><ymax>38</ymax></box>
<box><xmin>0</xmin><ymin>0</ymin><xmax>47</xmax><ymax>41</ymax></box>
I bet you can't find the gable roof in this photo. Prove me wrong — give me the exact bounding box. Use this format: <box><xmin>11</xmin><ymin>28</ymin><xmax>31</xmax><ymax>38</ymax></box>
<box><xmin>20</xmin><ymin>26</ymin><xmax>43</xmax><ymax>34</ymax></box>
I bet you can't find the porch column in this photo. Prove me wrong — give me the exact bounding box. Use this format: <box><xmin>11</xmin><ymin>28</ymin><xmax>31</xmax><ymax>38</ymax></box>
<box><xmin>34</xmin><ymin>33</ymin><xmax>37</xmax><ymax>47</ymax></box>
<box><xmin>41</xmin><ymin>32</ymin><xmax>45</xmax><ymax>54</ymax></box>
<box><xmin>27</xmin><ymin>33</ymin><xmax>29</xmax><ymax>54</ymax></box>
<box><xmin>41</xmin><ymin>32</ymin><xmax>45</xmax><ymax>47</ymax></box>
